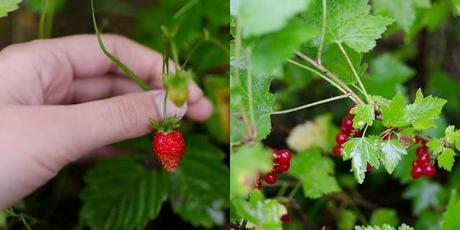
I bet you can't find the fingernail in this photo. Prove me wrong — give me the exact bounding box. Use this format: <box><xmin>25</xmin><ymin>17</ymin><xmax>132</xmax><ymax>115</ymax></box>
<box><xmin>153</xmin><ymin>90</ymin><xmax>187</xmax><ymax>120</ymax></box>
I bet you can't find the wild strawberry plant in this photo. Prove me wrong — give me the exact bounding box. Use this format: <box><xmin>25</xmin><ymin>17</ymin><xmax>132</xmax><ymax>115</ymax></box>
<box><xmin>231</xmin><ymin>0</ymin><xmax>460</xmax><ymax>229</ymax></box>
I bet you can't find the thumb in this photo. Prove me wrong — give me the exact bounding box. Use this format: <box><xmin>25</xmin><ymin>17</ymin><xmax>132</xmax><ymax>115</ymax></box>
<box><xmin>62</xmin><ymin>90</ymin><xmax>186</xmax><ymax>156</ymax></box>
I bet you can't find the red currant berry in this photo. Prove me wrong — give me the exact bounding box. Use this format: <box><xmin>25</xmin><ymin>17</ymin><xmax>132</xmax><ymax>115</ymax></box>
<box><xmin>332</xmin><ymin>145</ymin><xmax>343</xmax><ymax>157</ymax></box>
<box><xmin>418</xmin><ymin>153</ymin><xmax>431</xmax><ymax>164</ymax></box>
<box><xmin>273</xmin><ymin>149</ymin><xmax>292</xmax><ymax>165</ymax></box>
<box><xmin>336</xmin><ymin>132</ymin><xmax>349</xmax><ymax>145</ymax></box>
<box><xmin>366</xmin><ymin>163</ymin><xmax>372</xmax><ymax>172</ymax></box>
<box><xmin>411</xmin><ymin>166</ymin><xmax>423</xmax><ymax>179</ymax></box>
<box><xmin>281</xmin><ymin>214</ymin><xmax>291</xmax><ymax>223</ymax></box>
<box><xmin>341</xmin><ymin>116</ymin><xmax>354</xmax><ymax>132</ymax></box>
<box><xmin>274</xmin><ymin>163</ymin><xmax>290</xmax><ymax>173</ymax></box>
<box><xmin>416</xmin><ymin>146</ymin><xmax>429</xmax><ymax>158</ymax></box>
<box><xmin>264</xmin><ymin>172</ymin><xmax>277</xmax><ymax>184</ymax></box>
<box><xmin>255</xmin><ymin>179</ymin><xmax>262</xmax><ymax>190</ymax></box>
<box><xmin>353</xmin><ymin>130</ymin><xmax>362</xmax><ymax>137</ymax></box>
<box><xmin>415</xmin><ymin>136</ymin><xmax>428</xmax><ymax>145</ymax></box>
<box><xmin>423</xmin><ymin>164</ymin><xmax>436</xmax><ymax>177</ymax></box>
<box><xmin>412</xmin><ymin>160</ymin><xmax>420</xmax><ymax>168</ymax></box>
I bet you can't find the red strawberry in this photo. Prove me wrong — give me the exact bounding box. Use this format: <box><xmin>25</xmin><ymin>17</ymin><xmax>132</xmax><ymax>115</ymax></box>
<box><xmin>152</xmin><ymin>129</ymin><xmax>185</xmax><ymax>172</ymax></box>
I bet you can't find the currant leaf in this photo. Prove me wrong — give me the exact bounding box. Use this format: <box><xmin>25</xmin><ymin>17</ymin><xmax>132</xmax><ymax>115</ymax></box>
<box><xmin>442</xmin><ymin>190</ymin><xmax>460</xmax><ymax>230</ymax></box>
<box><xmin>351</xmin><ymin>104</ymin><xmax>375</xmax><ymax>129</ymax></box>
<box><xmin>380</xmin><ymin>139</ymin><xmax>408</xmax><ymax>174</ymax></box>
<box><xmin>381</xmin><ymin>92</ymin><xmax>410</xmax><ymax>128</ymax></box>
<box><xmin>342</xmin><ymin>136</ymin><xmax>381</xmax><ymax>184</ymax></box>
<box><xmin>234</xmin><ymin>0</ymin><xmax>311</xmax><ymax>37</ymax></box>
<box><xmin>427</xmin><ymin>138</ymin><xmax>443</xmax><ymax>155</ymax></box>
<box><xmin>405</xmin><ymin>89</ymin><xmax>447</xmax><ymax>130</ymax></box>
<box><xmin>370</xmin><ymin>208</ymin><xmax>399</xmax><ymax>226</ymax></box>
<box><xmin>354</xmin><ymin>224</ymin><xmax>413</xmax><ymax>230</ymax></box>
<box><xmin>230</xmin><ymin>143</ymin><xmax>272</xmax><ymax>199</ymax></box>
<box><xmin>307</xmin><ymin>0</ymin><xmax>393</xmax><ymax>53</ymax></box>
<box><xmin>289</xmin><ymin>149</ymin><xmax>340</xmax><ymax>198</ymax></box>
<box><xmin>231</xmin><ymin>190</ymin><xmax>286</xmax><ymax>229</ymax></box>
<box><xmin>445</xmin><ymin>126</ymin><xmax>460</xmax><ymax>151</ymax></box>
<box><xmin>437</xmin><ymin>148</ymin><xmax>456</xmax><ymax>172</ymax></box>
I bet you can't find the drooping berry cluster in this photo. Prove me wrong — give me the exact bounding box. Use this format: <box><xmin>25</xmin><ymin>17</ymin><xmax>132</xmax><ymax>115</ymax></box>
<box><xmin>332</xmin><ymin>106</ymin><xmax>362</xmax><ymax>157</ymax></box>
<box><xmin>411</xmin><ymin>137</ymin><xmax>436</xmax><ymax>179</ymax></box>
<box><xmin>256</xmin><ymin>149</ymin><xmax>292</xmax><ymax>189</ymax></box>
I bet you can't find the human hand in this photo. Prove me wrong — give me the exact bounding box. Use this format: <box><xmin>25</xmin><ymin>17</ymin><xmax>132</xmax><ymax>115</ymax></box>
<box><xmin>0</xmin><ymin>34</ymin><xmax>212</xmax><ymax>209</ymax></box>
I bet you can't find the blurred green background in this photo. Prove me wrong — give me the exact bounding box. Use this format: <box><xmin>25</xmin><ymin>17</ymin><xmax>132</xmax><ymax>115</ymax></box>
<box><xmin>0</xmin><ymin>0</ymin><xmax>229</xmax><ymax>229</ymax></box>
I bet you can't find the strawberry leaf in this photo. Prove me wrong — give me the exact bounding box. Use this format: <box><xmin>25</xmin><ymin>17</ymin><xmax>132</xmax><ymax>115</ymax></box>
<box><xmin>437</xmin><ymin>148</ymin><xmax>456</xmax><ymax>172</ymax></box>
<box><xmin>380</xmin><ymin>139</ymin><xmax>407</xmax><ymax>174</ymax></box>
<box><xmin>169</xmin><ymin>135</ymin><xmax>229</xmax><ymax>227</ymax></box>
<box><xmin>290</xmin><ymin>149</ymin><xmax>340</xmax><ymax>198</ymax></box>
<box><xmin>351</xmin><ymin>104</ymin><xmax>375</xmax><ymax>129</ymax></box>
<box><xmin>80</xmin><ymin>155</ymin><xmax>168</xmax><ymax>230</ymax></box>
<box><xmin>342</xmin><ymin>136</ymin><xmax>381</xmax><ymax>184</ymax></box>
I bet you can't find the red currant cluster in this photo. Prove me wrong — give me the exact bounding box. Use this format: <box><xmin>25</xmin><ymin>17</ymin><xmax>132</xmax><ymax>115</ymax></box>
<box><xmin>332</xmin><ymin>108</ymin><xmax>362</xmax><ymax>157</ymax></box>
<box><xmin>256</xmin><ymin>149</ymin><xmax>292</xmax><ymax>189</ymax></box>
<box><xmin>411</xmin><ymin>137</ymin><xmax>436</xmax><ymax>179</ymax></box>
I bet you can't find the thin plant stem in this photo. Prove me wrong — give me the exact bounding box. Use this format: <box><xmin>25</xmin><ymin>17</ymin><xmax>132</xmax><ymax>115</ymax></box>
<box><xmin>39</xmin><ymin>0</ymin><xmax>49</xmax><ymax>38</ymax></box>
<box><xmin>288</xmin><ymin>181</ymin><xmax>302</xmax><ymax>199</ymax></box>
<box><xmin>271</xmin><ymin>94</ymin><xmax>350</xmax><ymax>115</ymax></box>
<box><xmin>336</xmin><ymin>42</ymin><xmax>372</xmax><ymax>104</ymax></box>
<box><xmin>294</xmin><ymin>51</ymin><xmax>364</xmax><ymax>104</ymax></box>
<box><xmin>246</xmin><ymin>49</ymin><xmax>256</xmax><ymax>139</ymax></box>
<box><xmin>317</xmin><ymin>0</ymin><xmax>327</xmax><ymax>64</ymax></box>
<box><xmin>287</xmin><ymin>59</ymin><xmax>349</xmax><ymax>97</ymax></box>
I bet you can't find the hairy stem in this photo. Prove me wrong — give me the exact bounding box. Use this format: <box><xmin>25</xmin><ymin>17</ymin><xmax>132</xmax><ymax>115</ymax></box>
<box><xmin>317</xmin><ymin>0</ymin><xmax>327</xmax><ymax>64</ymax></box>
<box><xmin>246</xmin><ymin>48</ymin><xmax>257</xmax><ymax>139</ymax></box>
<box><xmin>295</xmin><ymin>51</ymin><xmax>364</xmax><ymax>104</ymax></box>
<box><xmin>336</xmin><ymin>42</ymin><xmax>372</xmax><ymax>104</ymax></box>
<box><xmin>271</xmin><ymin>94</ymin><xmax>350</xmax><ymax>115</ymax></box>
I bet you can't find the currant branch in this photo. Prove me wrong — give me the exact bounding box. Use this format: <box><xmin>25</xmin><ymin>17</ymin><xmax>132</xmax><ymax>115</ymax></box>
<box><xmin>271</xmin><ymin>94</ymin><xmax>350</xmax><ymax>115</ymax></box>
<box><xmin>316</xmin><ymin>0</ymin><xmax>327</xmax><ymax>64</ymax></box>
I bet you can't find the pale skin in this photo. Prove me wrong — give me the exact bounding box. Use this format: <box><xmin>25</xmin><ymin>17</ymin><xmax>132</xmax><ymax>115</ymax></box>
<box><xmin>0</xmin><ymin>35</ymin><xmax>213</xmax><ymax>209</ymax></box>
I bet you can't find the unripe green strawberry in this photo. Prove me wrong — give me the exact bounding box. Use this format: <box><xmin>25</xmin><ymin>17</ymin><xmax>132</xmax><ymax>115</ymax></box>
<box><xmin>163</xmin><ymin>72</ymin><xmax>192</xmax><ymax>107</ymax></box>
<box><xmin>152</xmin><ymin>129</ymin><xmax>185</xmax><ymax>172</ymax></box>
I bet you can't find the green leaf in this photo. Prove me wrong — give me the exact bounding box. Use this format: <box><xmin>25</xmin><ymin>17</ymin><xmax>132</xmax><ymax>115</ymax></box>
<box><xmin>338</xmin><ymin>210</ymin><xmax>357</xmax><ymax>230</ymax></box>
<box><xmin>405</xmin><ymin>89</ymin><xmax>447</xmax><ymax>130</ymax></box>
<box><xmin>80</xmin><ymin>155</ymin><xmax>168</xmax><ymax>230</ymax></box>
<box><xmin>250</xmin><ymin>18</ymin><xmax>317</xmax><ymax>76</ymax></box>
<box><xmin>351</xmin><ymin>104</ymin><xmax>375</xmax><ymax>129</ymax></box>
<box><xmin>169</xmin><ymin>135</ymin><xmax>229</xmax><ymax>228</ymax></box>
<box><xmin>322</xmin><ymin>44</ymin><xmax>368</xmax><ymax>84</ymax></box>
<box><xmin>235</xmin><ymin>0</ymin><xmax>311</xmax><ymax>37</ymax></box>
<box><xmin>380</xmin><ymin>139</ymin><xmax>408</xmax><ymax>174</ymax></box>
<box><xmin>437</xmin><ymin>148</ymin><xmax>456</xmax><ymax>172</ymax></box>
<box><xmin>427</xmin><ymin>72</ymin><xmax>460</xmax><ymax>113</ymax></box>
<box><xmin>363</xmin><ymin>54</ymin><xmax>415</xmax><ymax>98</ymax></box>
<box><xmin>381</xmin><ymin>92</ymin><xmax>410</xmax><ymax>128</ymax></box>
<box><xmin>393</xmin><ymin>146</ymin><xmax>418</xmax><ymax>184</ymax></box>
<box><xmin>289</xmin><ymin>149</ymin><xmax>340</xmax><ymax>198</ymax></box>
<box><xmin>308</xmin><ymin>0</ymin><xmax>393</xmax><ymax>53</ymax></box>
<box><xmin>230</xmin><ymin>71</ymin><xmax>275</xmax><ymax>142</ymax></box>
<box><xmin>232</xmin><ymin>190</ymin><xmax>286</xmax><ymax>229</ymax></box>
<box><xmin>0</xmin><ymin>0</ymin><xmax>22</xmax><ymax>17</ymax></box>
<box><xmin>230</xmin><ymin>143</ymin><xmax>273</xmax><ymax>199</ymax></box>
<box><xmin>370</xmin><ymin>208</ymin><xmax>399</xmax><ymax>226</ymax></box>
<box><xmin>403</xmin><ymin>179</ymin><xmax>441</xmax><ymax>215</ymax></box>
<box><xmin>372</xmin><ymin>0</ymin><xmax>416</xmax><ymax>32</ymax></box>
<box><xmin>203</xmin><ymin>76</ymin><xmax>230</xmax><ymax>144</ymax></box>
<box><xmin>442</xmin><ymin>190</ymin><xmax>460</xmax><ymax>230</ymax></box>
<box><xmin>427</xmin><ymin>138</ymin><xmax>443</xmax><ymax>155</ymax></box>
<box><xmin>445</xmin><ymin>126</ymin><xmax>460</xmax><ymax>151</ymax></box>
<box><xmin>354</xmin><ymin>224</ymin><xmax>413</xmax><ymax>230</ymax></box>
<box><xmin>414</xmin><ymin>210</ymin><xmax>442</xmax><ymax>230</ymax></box>
<box><xmin>342</xmin><ymin>137</ymin><xmax>381</xmax><ymax>184</ymax></box>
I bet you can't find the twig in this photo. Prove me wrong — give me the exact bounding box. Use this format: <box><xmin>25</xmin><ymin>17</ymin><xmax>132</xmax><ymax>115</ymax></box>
<box><xmin>317</xmin><ymin>0</ymin><xmax>327</xmax><ymax>64</ymax></box>
<box><xmin>271</xmin><ymin>94</ymin><xmax>350</xmax><ymax>115</ymax></box>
